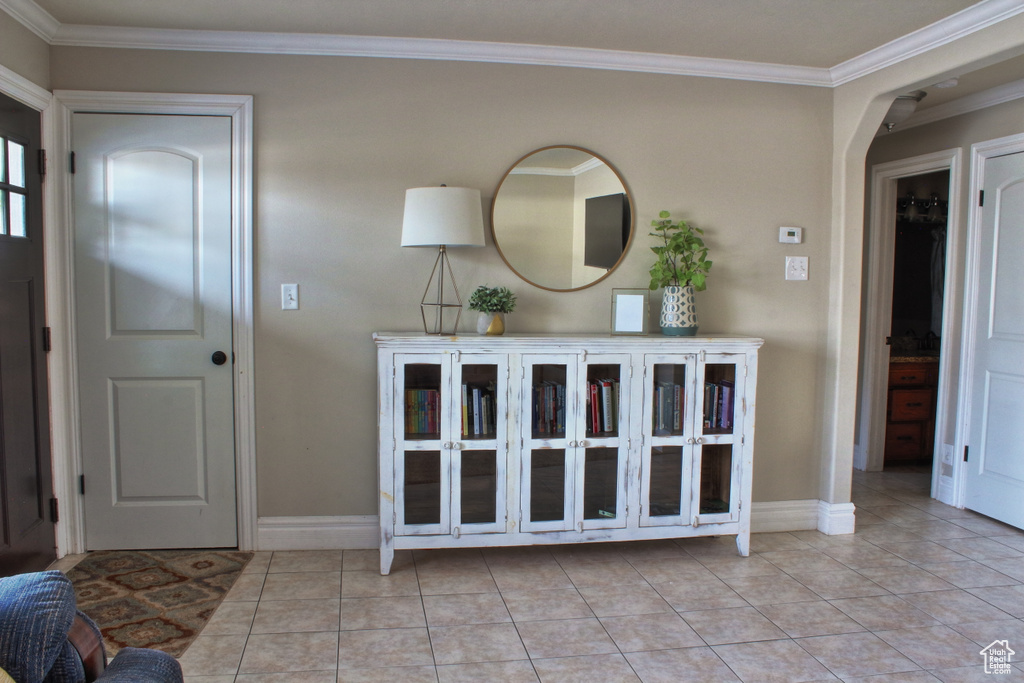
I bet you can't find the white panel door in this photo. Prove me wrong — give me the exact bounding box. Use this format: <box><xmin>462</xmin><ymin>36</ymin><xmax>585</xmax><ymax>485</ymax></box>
<box><xmin>73</xmin><ymin>113</ymin><xmax>236</xmax><ymax>549</ymax></box>
<box><xmin>964</xmin><ymin>151</ymin><xmax>1024</xmax><ymax>529</ymax></box>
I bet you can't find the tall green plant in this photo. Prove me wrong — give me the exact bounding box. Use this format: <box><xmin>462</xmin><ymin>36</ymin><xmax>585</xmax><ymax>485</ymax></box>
<box><xmin>648</xmin><ymin>211</ymin><xmax>712</xmax><ymax>291</ymax></box>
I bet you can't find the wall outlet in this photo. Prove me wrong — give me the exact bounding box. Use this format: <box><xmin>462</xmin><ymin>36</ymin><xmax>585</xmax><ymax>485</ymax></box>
<box><xmin>281</xmin><ymin>283</ymin><xmax>299</xmax><ymax>310</ymax></box>
<box><xmin>785</xmin><ymin>256</ymin><xmax>808</xmax><ymax>281</ymax></box>
<box><xmin>942</xmin><ymin>444</ymin><xmax>953</xmax><ymax>464</ymax></box>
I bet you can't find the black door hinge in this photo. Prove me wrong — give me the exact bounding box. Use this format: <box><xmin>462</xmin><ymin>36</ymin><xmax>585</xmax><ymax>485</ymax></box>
<box><xmin>38</xmin><ymin>149</ymin><xmax>47</xmax><ymax>178</ymax></box>
<box><xmin>979</xmin><ymin>190</ymin><xmax>984</xmax><ymax>207</ymax></box>
<box><xmin>964</xmin><ymin>445</ymin><xmax>969</xmax><ymax>463</ymax></box>
<box><xmin>49</xmin><ymin>498</ymin><xmax>59</xmax><ymax>523</ymax></box>
<box><xmin>42</xmin><ymin>326</ymin><xmax>51</xmax><ymax>353</ymax></box>
<box><xmin>69</xmin><ymin>151</ymin><xmax>76</xmax><ymax>174</ymax></box>
<box><xmin>79</xmin><ymin>475</ymin><xmax>85</xmax><ymax>495</ymax></box>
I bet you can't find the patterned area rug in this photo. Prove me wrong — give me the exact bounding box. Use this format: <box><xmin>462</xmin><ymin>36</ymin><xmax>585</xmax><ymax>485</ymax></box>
<box><xmin>66</xmin><ymin>549</ymin><xmax>251</xmax><ymax>658</ymax></box>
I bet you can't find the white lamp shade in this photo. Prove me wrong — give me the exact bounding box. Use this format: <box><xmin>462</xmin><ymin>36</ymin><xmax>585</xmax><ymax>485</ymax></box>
<box><xmin>401</xmin><ymin>186</ymin><xmax>486</xmax><ymax>247</ymax></box>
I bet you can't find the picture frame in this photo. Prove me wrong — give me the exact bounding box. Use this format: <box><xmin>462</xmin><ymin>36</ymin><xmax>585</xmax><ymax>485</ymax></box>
<box><xmin>611</xmin><ymin>288</ymin><xmax>649</xmax><ymax>335</ymax></box>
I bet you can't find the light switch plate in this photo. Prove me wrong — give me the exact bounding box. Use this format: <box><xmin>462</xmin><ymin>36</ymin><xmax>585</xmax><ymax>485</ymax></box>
<box><xmin>779</xmin><ymin>226</ymin><xmax>803</xmax><ymax>244</ymax></box>
<box><xmin>281</xmin><ymin>284</ymin><xmax>299</xmax><ymax>310</ymax></box>
<box><xmin>785</xmin><ymin>256</ymin><xmax>808</xmax><ymax>281</ymax></box>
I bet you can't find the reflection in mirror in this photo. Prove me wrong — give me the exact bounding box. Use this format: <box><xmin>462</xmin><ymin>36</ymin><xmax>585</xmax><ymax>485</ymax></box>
<box><xmin>491</xmin><ymin>146</ymin><xmax>633</xmax><ymax>291</ymax></box>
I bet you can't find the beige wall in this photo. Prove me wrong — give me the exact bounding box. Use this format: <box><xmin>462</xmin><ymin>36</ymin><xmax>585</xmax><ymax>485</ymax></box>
<box><xmin>0</xmin><ymin>13</ymin><xmax>50</xmax><ymax>89</ymax></box>
<box><xmin>865</xmin><ymin>97</ymin><xmax>1024</xmax><ymax>449</ymax></box>
<box><xmin>43</xmin><ymin>49</ymin><xmax>834</xmax><ymax>516</ymax></box>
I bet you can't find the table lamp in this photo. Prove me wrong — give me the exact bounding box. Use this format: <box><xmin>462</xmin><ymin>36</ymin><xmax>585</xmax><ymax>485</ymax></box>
<box><xmin>401</xmin><ymin>186</ymin><xmax>486</xmax><ymax>334</ymax></box>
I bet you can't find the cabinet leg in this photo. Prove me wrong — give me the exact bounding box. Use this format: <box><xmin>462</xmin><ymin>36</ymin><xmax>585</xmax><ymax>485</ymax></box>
<box><xmin>380</xmin><ymin>544</ymin><xmax>394</xmax><ymax>575</ymax></box>
<box><xmin>736</xmin><ymin>532</ymin><xmax>750</xmax><ymax>557</ymax></box>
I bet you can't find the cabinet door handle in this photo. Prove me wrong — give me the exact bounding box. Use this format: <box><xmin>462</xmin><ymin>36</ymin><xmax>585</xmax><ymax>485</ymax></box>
<box><xmin>578</xmin><ymin>440</ymin><xmax>588</xmax><ymax>448</ymax></box>
<box><xmin>442</xmin><ymin>441</ymin><xmax>452</xmax><ymax>449</ymax></box>
<box><xmin>453</xmin><ymin>526</ymin><xmax>460</xmax><ymax>539</ymax></box>
<box><xmin>568</xmin><ymin>440</ymin><xmax>577</xmax><ymax>448</ymax></box>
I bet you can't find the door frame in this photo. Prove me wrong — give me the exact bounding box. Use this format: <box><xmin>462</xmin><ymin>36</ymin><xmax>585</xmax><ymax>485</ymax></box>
<box><xmin>956</xmin><ymin>133</ymin><xmax>1024</xmax><ymax>509</ymax></box>
<box><xmin>43</xmin><ymin>90</ymin><xmax>256</xmax><ymax>554</ymax></box>
<box><xmin>857</xmin><ymin>149</ymin><xmax>962</xmax><ymax>501</ymax></box>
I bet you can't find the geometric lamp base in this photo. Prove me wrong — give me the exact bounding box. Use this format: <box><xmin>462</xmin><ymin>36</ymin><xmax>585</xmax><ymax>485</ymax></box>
<box><xmin>418</xmin><ymin>245</ymin><xmax>464</xmax><ymax>335</ymax></box>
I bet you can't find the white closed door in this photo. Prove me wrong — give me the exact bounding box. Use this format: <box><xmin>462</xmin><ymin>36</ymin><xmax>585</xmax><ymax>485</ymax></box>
<box><xmin>963</xmin><ymin>151</ymin><xmax>1024</xmax><ymax>529</ymax></box>
<box><xmin>73</xmin><ymin>113</ymin><xmax>237</xmax><ymax>549</ymax></box>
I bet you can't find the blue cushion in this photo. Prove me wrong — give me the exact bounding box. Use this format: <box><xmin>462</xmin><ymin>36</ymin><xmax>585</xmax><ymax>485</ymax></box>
<box><xmin>41</xmin><ymin>642</ymin><xmax>86</xmax><ymax>683</ymax></box>
<box><xmin>0</xmin><ymin>571</ymin><xmax>77</xmax><ymax>683</ymax></box>
<box><xmin>99</xmin><ymin>648</ymin><xmax>183</xmax><ymax>683</ymax></box>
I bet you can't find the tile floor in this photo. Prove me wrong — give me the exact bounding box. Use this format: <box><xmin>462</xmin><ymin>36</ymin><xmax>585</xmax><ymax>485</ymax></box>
<box><xmin>91</xmin><ymin>469</ymin><xmax>1024</xmax><ymax>681</ymax></box>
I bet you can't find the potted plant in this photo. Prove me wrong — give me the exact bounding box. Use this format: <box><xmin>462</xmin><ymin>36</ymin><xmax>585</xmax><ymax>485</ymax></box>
<box><xmin>648</xmin><ymin>211</ymin><xmax>712</xmax><ymax>336</ymax></box>
<box><xmin>468</xmin><ymin>285</ymin><xmax>517</xmax><ymax>335</ymax></box>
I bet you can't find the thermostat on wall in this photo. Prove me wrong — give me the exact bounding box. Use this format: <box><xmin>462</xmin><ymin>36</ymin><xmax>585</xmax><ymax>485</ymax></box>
<box><xmin>779</xmin><ymin>226</ymin><xmax>803</xmax><ymax>244</ymax></box>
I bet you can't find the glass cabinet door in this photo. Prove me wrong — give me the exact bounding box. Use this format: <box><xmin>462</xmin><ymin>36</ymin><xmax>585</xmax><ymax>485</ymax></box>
<box><xmin>520</xmin><ymin>354</ymin><xmax>629</xmax><ymax>532</ymax></box>
<box><xmin>640</xmin><ymin>356</ymin><xmax>697</xmax><ymax>527</ymax></box>
<box><xmin>695</xmin><ymin>356</ymin><xmax>744</xmax><ymax>523</ymax></box>
<box><xmin>577</xmin><ymin>356</ymin><xmax>630</xmax><ymax>530</ymax></box>
<box><xmin>521</xmin><ymin>356</ymin><xmax>576</xmax><ymax>532</ymax></box>
<box><xmin>395</xmin><ymin>354</ymin><xmax>450</xmax><ymax>535</ymax></box>
<box><xmin>450</xmin><ymin>355</ymin><xmax>507</xmax><ymax>535</ymax></box>
<box><xmin>394</xmin><ymin>353</ymin><xmax>507</xmax><ymax>537</ymax></box>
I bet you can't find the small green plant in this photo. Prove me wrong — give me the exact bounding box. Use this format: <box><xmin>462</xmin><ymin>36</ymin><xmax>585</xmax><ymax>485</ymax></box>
<box><xmin>648</xmin><ymin>211</ymin><xmax>712</xmax><ymax>291</ymax></box>
<box><xmin>468</xmin><ymin>285</ymin><xmax>517</xmax><ymax>313</ymax></box>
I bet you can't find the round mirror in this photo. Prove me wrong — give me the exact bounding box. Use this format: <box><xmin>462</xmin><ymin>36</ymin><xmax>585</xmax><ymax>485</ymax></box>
<box><xmin>491</xmin><ymin>146</ymin><xmax>634</xmax><ymax>291</ymax></box>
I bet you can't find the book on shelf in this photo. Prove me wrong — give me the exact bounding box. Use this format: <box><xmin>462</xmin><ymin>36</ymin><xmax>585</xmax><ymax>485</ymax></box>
<box><xmin>584</xmin><ymin>378</ymin><xmax>619</xmax><ymax>434</ymax></box>
<box><xmin>654</xmin><ymin>381</ymin><xmax>684</xmax><ymax>434</ymax></box>
<box><xmin>702</xmin><ymin>378</ymin><xmax>735</xmax><ymax>430</ymax></box>
<box><xmin>601</xmin><ymin>380</ymin><xmax>614</xmax><ymax>432</ymax></box>
<box><xmin>718</xmin><ymin>380</ymin><xmax>734</xmax><ymax>430</ymax></box>
<box><xmin>406</xmin><ymin>388</ymin><xmax>440</xmax><ymax>435</ymax></box>
<box><xmin>533</xmin><ymin>380</ymin><xmax>566</xmax><ymax>435</ymax></box>
<box><xmin>461</xmin><ymin>381</ymin><xmax>497</xmax><ymax>437</ymax></box>
<box><xmin>588</xmin><ymin>382</ymin><xmax>600</xmax><ymax>434</ymax></box>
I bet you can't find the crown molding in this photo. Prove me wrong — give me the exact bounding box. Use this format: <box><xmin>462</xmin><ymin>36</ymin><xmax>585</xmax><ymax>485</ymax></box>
<box><xmin>0</xmin><ymin>0</ymin><xmax>59</xmax><ymax>41</ymax></box>
<box><xmin>49</xmin><ymin>24</ymin><xmax>833</xmax><ymax>86</ymax></box>
<box><xmin>830</xmin><ymin>0</ymin><xmax>1024</xmax><ymax>85</ymax></box>
<box><xmin>512</xmin><ymin>156</ymin><xmax>611</xmax><ymax>177</ymax></box>
<box><xmin>895</xmin><ymin>77</ymin><xmax>1024</xmax><ymax>132</ymax></box>
<box><xmin>3</xmin><ymin>0</ymin><xmax>1020</xmax><ymax>87</ymax></box>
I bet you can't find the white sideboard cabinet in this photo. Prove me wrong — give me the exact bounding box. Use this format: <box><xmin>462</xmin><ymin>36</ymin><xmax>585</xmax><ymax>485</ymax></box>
<box><xmin>374</xmin><ymin>333</ymin><xmax>762</xmax><ymax>575</ymax></box>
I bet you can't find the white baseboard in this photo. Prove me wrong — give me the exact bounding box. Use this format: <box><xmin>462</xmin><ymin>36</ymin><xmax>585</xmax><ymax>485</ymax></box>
<box><xmin>817</xmin><ymin>501</ymin><xmax>857</xmax><ymax>535</ymax></box>
<box><xmin>750</xmin><ymin>500</ymin><xmax>820</xmax><ymax>533</ymax></box>
<box><xmin>935</xmin><ymin>476</ymin><xmax>956</xmax><ymax>506</ymax></box>
<box><xmin>257</xmin><ymin>515</ymin><xmax>378</xmax><ymax>551</ymax></box>
<box><xmin>257</xmin><ymin>500</ymin><xmax>855</xmax><ymax>551</ymax></box>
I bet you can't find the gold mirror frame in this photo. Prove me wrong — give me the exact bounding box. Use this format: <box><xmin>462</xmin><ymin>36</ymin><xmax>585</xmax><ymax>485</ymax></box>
<box><xmin>490</xmin><ymin>145</ymin><xmax>635</xmax><ymax>292</ymax></box>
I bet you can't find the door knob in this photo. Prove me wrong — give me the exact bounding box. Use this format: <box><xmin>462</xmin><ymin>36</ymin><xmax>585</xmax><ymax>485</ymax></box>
<box><xmin>211</xmin><ymin>351</ymin><xmax>228</xmax><ymax>366</ymax></box>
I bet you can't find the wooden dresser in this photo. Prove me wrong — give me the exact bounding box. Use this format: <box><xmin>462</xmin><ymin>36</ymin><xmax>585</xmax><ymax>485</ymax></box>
<box><xmin>884</xmin><ymin>358</ymin><xmax>938</xmax><ymax>465</ymax></box>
